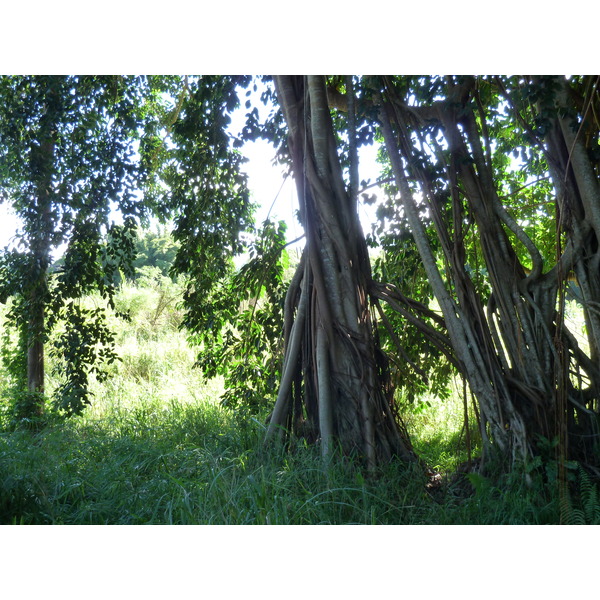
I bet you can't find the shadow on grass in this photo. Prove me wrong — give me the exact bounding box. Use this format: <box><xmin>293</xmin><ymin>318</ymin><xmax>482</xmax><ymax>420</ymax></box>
<box><xmin>0</xmin><ymin>396</ymin><xmax>581</xmax><ymax>525</ymax></box>
<box><xmin>0</xmin><ymin>397</ymin><xmax>440</xmax><ymax>525</ymax></box>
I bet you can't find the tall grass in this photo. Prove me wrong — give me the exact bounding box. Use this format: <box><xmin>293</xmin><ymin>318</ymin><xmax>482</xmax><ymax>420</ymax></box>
<box><xmin>0</xmin><ymin>281</ymin><xmax>596</xmax><ymax>524</ymax></box>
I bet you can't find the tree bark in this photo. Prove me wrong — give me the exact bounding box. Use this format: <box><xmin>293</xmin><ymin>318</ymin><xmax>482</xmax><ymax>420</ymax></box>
<box><xmin>266</xmin><ymin>76</ymin><xmax>415</xmax><ymax>469</ymax></box>
<box><xmin>375</xmin><ymin>75</ymin><xmax>600</xmax><ymax>470</ymax></box>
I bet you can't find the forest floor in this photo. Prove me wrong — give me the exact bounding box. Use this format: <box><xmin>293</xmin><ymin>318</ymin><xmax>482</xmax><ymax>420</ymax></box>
<box><xmin>1</xmin><ymin>280</ymin><xmax>598</xmax><ymax>525</ymax></box>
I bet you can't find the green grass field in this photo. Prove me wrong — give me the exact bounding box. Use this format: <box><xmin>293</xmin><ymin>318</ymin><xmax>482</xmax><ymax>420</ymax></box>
<box><xmin>1</xmin><ymin>280</ymin><xmax>597</xmax><ymax>524</ymax></box>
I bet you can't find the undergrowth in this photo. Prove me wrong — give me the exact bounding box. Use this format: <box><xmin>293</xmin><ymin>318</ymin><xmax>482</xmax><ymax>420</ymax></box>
<box><xmin>1</xmin><ymin>281</ymin><xmax>599</xmax><ymax>524</ymax></box>
<box><xmin>2</xmin><ymin>394</ymin><xmax>594</xmax><ymax>524</ymax></box>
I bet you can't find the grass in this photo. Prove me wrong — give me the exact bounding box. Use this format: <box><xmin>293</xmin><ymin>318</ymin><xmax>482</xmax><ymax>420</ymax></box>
<box><xmin>0</xmin><ymin>281</ymin><xmax>597</xmax><ymax>525</ymax></box>
<box><xmin>0</xmin><ymin>403</ymin><xmax>414</xmax><ymax>524</ymax></box>
<box><xmin>0</xmin><ymin>395</ymin><xmax>578</xmax><ymax>524</ymax></box>
<box><xmin>403</xmin><ymin>384</ymin><xmax>478</xmax><ymax>475</ymax></box>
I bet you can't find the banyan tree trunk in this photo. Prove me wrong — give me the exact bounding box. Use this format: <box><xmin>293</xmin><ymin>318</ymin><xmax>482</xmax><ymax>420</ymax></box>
<box><xmin>265</xmin><ymin>76</ymin><xmax>415</xmax><ymax>469</ymax></box>
<box><xmin>377</xmin><ymin>75</ymin><xmax>600</xmax><ymax>470</ymax></box>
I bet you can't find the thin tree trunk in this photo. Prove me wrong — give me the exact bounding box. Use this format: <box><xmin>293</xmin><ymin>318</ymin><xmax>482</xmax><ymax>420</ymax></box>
<box><xmin>25</xmin><ymin>135</ymin><xmax>55</xmax><ymax>411</ymax></box>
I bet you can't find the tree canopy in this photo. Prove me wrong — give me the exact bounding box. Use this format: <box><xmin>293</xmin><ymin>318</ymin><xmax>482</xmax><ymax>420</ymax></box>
<box><xmin>0</xmin><ymin>76</ymin><xmax>167</xmax><ymax>416</ymax></box>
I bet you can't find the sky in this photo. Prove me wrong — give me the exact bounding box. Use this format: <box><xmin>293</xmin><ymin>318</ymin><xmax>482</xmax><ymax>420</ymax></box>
<box><xmin>0</xmin><ymin>203</ymin><xmax>21</xmax><ymax>249</ymax></box>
